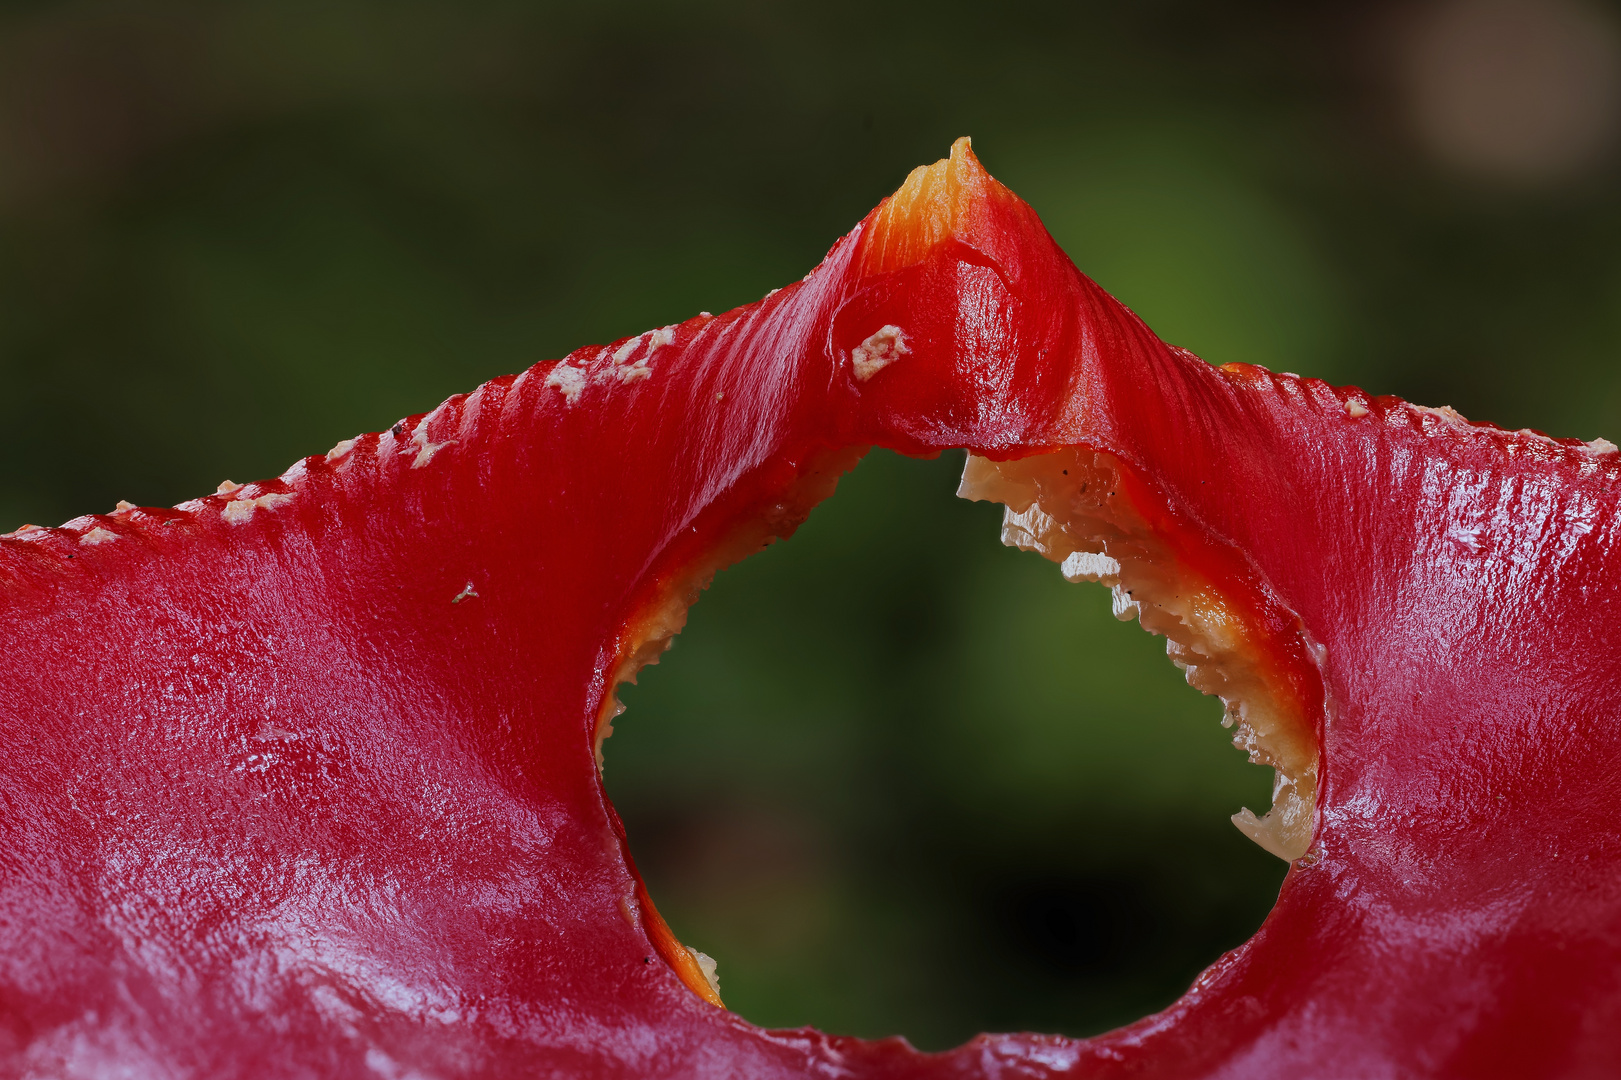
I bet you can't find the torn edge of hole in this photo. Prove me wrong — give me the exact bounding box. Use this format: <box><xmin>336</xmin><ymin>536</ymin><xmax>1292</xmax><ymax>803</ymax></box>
<box><xmin>958</xmin><ymin>448</ymin><xmax>1321</xmax><ymax>863</ymax></box>
<box><xmin>589</xmin><ymin>442</ymin><xmax>869</xmax><ymax>1006</ymax></box>
<box><xmin>591</xmin><ymin>444</ymin><xmax>869</xmax><ymax>772</ymax></box>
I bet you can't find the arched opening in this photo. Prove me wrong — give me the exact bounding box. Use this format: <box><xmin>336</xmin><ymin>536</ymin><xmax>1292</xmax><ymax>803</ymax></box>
<box><xmin>603</xmin><ymin>449</ymin><xmax>1289</xmax><ymax>1050</ymax></box>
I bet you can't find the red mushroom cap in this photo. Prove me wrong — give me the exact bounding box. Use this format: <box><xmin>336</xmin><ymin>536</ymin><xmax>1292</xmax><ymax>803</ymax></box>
<box><xmin>2</xmin><ymin>139</ymin><xmax>1617</xmax><ymax>1077</ymax></box>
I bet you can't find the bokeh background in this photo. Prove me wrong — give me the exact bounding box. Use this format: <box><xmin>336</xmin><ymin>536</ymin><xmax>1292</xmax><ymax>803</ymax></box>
<box><xmin>4</xmin><ymin>0</ymin><xmax>1621</xmax><ymax>1050</ymax></box>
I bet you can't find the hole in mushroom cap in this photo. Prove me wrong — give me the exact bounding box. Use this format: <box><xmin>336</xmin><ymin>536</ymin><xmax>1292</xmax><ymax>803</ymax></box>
<box><xmin>600</xmin><ymin>450</ymin><xmax>1289</xmax><ymax>1046</ymax></box>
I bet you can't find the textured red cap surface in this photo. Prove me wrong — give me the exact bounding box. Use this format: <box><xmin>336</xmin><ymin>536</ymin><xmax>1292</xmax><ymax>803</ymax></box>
<box><xmin>2</xmin><ymin>140</ymin><xmax>1618</xmax><ymax>1077</ymax></box>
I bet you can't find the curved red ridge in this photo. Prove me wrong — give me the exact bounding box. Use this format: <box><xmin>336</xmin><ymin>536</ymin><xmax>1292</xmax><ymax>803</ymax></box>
<box><xmin>1</xmin><ymin>140</ymin><xmax>1617</xmax><ymax>1077</ymax></box>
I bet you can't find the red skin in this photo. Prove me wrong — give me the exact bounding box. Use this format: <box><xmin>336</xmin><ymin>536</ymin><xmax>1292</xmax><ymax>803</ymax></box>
<box><xmin>2</xmin><ymin>141</ymin><xmax>1617</xmax><ymax>1078</ymax></box>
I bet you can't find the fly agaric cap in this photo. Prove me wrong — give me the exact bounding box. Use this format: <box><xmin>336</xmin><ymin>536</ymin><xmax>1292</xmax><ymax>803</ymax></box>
<box><xmin>0</xmin><ymin>139</ymin><xmax>1617</xmax><ymax>1078</ymax></box>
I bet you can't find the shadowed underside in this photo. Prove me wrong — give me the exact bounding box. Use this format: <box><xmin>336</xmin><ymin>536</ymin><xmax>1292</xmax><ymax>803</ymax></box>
<box><xmin>2</xmin><ymin>140</ymin><xmax>1619</xmax><ymax>1078</ymax></box>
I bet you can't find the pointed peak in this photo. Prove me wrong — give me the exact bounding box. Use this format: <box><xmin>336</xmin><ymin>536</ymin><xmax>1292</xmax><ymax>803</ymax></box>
<box><xmin>859</xmin><ymin>137</ymin><xmax>1014</xmax><ymax>276</ymax></box>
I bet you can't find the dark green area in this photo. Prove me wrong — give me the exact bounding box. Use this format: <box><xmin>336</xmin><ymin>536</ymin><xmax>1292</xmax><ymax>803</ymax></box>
<box><xmin>2</xmin><ymin>0</ymin><xmax>1618</xmax><ymax>1050</ymax></box>
<box><xmin>609</xmin><ymin>449</ymin><xmax>1283</xmax><ymax>1045</ymax></box>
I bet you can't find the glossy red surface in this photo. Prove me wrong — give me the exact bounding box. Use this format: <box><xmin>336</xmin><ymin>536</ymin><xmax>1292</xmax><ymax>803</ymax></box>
<box><xmin>3</xmin><ymin>141</ymin><xmax>1618</xmax><ymax>1077</ymax></box>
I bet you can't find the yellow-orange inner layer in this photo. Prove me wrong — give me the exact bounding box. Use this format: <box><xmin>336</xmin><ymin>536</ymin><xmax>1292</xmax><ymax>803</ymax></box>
<box><xmin>958</xmin><ymin>448</ymin><xmax>1319</xmax><ymax>862</ymax></box>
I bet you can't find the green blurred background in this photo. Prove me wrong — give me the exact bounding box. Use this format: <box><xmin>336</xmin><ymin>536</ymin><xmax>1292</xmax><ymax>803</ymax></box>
<box><xmin>4</xmin><ymin>0</ymin><xmax>1620</xmax><ymax>1050</ymax></box>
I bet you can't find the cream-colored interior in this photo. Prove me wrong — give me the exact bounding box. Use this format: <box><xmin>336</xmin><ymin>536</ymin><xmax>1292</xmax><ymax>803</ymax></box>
<box><xmin>957</xmin><ymin>449</ymin><xmax>1318</xmax><ymax>862</ymax></box>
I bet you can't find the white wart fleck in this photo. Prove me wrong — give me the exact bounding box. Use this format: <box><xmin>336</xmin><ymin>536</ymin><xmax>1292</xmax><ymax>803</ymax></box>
<box><xmin>687</xmin><ymin>947</ymin><xmax>721</xmax><ymax>999</ymax></box>
<box><xmin>222</xmin><ymin>492</ymin><xmax>294</xmax><ymax>525</ymax></box>
<box><xmin>411</xmin><ymin>428</ymin><xmax>456</xmax><ymax>469</ymax></box>
<box><xmin>602</xmin><ymin>325</ymin><xmax>674</xmax><ymax>386</ymax></box>
<box><xmin>544</xmin><ymin>363</ymin><xmax>587</xmax><ymax>404</ymax></box>
<box><xmin>852</xmin><ymin>325</ymin><xmax>909</xmax><ymax>382</ymax></box>
<box><xmin>611</xmin><ymin>338</ymin><xmax>641</xmax><ymax>365</ymax></box>
<box><xmin>645</xmin><ymin>326</ymin><xmax>674</xmax><ymax>354</ymax></box>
